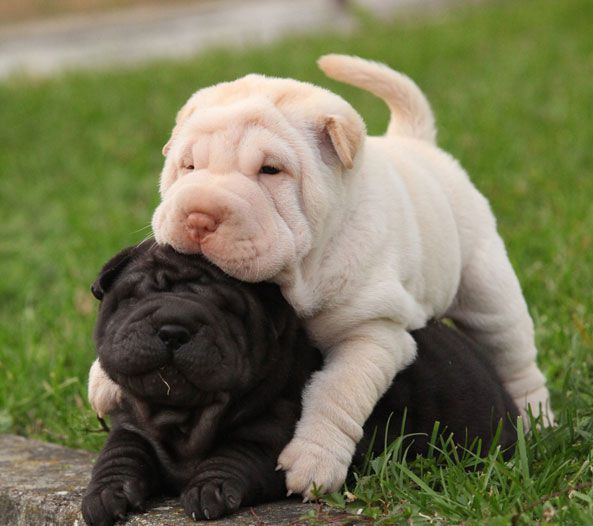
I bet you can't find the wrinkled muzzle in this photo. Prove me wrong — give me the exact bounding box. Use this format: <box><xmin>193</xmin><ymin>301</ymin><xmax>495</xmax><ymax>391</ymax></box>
<box><xmin>98</xmin><ymin>294</ymin><xmax>248</xmax><ymax>405</ymax></box>
<box><xmin>152</xmin><ymin>174</ymin><xmax>296</xmax><ymax>282</ymax></box>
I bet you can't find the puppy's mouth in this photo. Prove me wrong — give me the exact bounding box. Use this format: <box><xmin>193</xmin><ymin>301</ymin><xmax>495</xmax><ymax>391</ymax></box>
<box><xmin>101</xmin><ymin>316</ymin><xmax>241</xmax><ymax>406</ymax></box>
<box><xmin>114</xmin><ymin>363</ymin><xmax>217</xmax><ymax>406</ymax></box>
<box><xmin>173</xmin><ymin>230</ymin><xmax>276</xmax><ymax>281</ymax></box>
<box><xmin>154</xmin><ymin>198</ymin><xmax>286</xmax><ymax>282</ymax></box>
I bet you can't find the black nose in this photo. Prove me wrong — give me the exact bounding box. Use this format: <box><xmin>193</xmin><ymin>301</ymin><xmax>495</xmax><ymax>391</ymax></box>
<box><xmin>157</xmin><ymin>324</ymin><xmax>191</xmax><ymax>350</ymax></box>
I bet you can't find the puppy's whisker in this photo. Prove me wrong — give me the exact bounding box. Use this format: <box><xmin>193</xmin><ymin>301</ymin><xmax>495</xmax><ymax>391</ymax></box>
<box><xmin>131</xmin><ymin>224</ymin><xmax>153</xmax><ymax>235</ymax></box>
<box><xmin>135</xmin><ymin>231</ymin><xmax>156</xmax><ymax>249</ymax></box>
<box><xmin>157</xmin><ymin>371</ymin><xmax>172</xmax><ymax>396</ymax></box>
<box><xmin>250</xmin><ymin>259</ymin><xmax>257</xmax><ymax>281</ymax></box>
<box><xmin>255</xmin><ymin>257</ymin><xmax>261</xmax><ymax>282</ymax></box>
<box><xmin>146</xmin><ymin>239</ymin><xmax>159</xmax><ymax>253</ymax></box>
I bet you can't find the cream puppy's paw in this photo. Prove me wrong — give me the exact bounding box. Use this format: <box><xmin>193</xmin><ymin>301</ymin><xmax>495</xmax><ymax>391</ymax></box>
<box><xmin>514</xmin><ymin>384</ymin><xmax>555</xmax><ymax>428</ymax></box>
<box><xmin>277</xmin><ymin>437</ymin><xmax>349</xmax><ymax>500</ymax></box>
<box><xmin>502</xmin><ymin>363</ymin><xmax>554</xmax><ymax>428</ymax></box>
<box><xmin>88</xmin><ymin>359</ymin><xmax>123</xmax><ymax>418</ymax></box>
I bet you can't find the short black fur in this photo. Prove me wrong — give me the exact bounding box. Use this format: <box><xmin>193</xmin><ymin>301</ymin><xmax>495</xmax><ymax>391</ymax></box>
<box><xmin>82</xmin><ymin>240</ymin><xmax>518</xmax><ymax>525</ymax></box>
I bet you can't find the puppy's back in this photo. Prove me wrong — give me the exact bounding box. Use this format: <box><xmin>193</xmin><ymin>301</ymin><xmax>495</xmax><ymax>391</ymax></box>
<box><xmin>357</xmin><ymin>322</ymin><xmax>519</xmax><ymax>462</ymax></box>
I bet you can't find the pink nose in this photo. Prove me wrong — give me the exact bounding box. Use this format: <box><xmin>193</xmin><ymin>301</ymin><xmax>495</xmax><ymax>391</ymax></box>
<box><xmin>185</xmin><ymin>212</ymin><xmax>218</xmax><ymax>243</ymax></box>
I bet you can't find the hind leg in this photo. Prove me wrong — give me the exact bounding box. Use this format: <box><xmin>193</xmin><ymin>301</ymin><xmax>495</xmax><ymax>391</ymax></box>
<box><xmin>447</xmin><ymin>233</ymin><xmax>553</xmax><ymax>426</ymax></box>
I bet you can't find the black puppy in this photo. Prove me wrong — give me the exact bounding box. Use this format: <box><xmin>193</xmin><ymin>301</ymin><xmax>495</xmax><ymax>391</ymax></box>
<box><xmin>82</xmin><ymin>241</ymin><xmax>518</xmax><ymax>526</ymax></box>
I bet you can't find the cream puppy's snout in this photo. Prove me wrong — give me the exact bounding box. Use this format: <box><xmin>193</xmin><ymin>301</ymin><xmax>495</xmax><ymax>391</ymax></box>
<box><xmin>185</xmin><ymin>211</ymin><xmax>219</xmax><ymax>243</ymax></box>
<box><xmin>152</xmin><ymin>171</ymin><xmax>303</xmax><ymax>282</ymax></box>
<box><xmin>153</xmin><ymin>177</ymin><xmax>248</xmax><ymax>253</ymax></box>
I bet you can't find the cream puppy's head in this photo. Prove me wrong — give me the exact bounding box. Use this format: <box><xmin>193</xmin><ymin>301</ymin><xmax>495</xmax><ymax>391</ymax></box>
<box><xmin>152</xmin><ymin>73</ymin><xmax>365</xmax><ymax>282</ymax></box>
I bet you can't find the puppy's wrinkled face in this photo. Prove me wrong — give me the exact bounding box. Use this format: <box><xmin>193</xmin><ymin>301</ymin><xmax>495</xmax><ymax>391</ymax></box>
<box><xmin>152</xmin><ymin>74</ymin><xmax>365</xmax><ymax>282</ymax></box>
<box><xmin>93</xmin><ymin>241</ymin><xmax>288</xmax><ymax>406</ymax></box>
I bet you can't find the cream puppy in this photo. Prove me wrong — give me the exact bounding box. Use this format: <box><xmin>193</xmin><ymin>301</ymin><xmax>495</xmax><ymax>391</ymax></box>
<box><xmin>89</xmin><ymin>55</ymin><xmax>552</xmax><ymax>498</ymax></box>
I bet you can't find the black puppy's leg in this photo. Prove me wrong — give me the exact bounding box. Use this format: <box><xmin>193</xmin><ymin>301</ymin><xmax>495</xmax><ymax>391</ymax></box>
<box><xmin>181</xmin><ymin>401</ymin><xmax>297</xmax><ymax>521</ymax></box>
<box><xmin>82</xmin><ymin>428</ymin><xmax>160</xmax><ymax>526</ymax></box>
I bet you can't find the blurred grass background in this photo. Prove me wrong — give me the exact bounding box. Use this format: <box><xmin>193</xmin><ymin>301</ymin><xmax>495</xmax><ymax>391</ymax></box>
<box><xmin>0</xmin><ymin>0</ymin><xmax>592</xmax><ymax>521</ymax></box>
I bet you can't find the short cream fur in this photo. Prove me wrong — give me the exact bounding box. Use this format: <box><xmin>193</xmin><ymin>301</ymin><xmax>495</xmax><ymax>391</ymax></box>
<box><xmin>89</xmin><ymin>55</ymin><xmax>552</xmax><ymax>499</ymax></box>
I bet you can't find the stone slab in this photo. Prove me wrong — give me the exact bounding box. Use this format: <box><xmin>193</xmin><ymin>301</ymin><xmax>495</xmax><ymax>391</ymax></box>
<box><xmin>0</xmin><ymin>434</ymin><xmax>313</xmax><ymax>526</ymax></box>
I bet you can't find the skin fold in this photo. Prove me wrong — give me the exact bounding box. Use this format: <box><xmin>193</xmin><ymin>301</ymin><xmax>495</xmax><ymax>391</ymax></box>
<box><xmin>83</xmin><ymin>241</ymin><xmax>518</xmax><ymax>525</ymax></box>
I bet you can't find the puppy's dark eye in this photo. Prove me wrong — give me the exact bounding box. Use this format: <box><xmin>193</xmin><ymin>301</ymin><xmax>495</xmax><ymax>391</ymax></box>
<box><xmin>184</xmin><ymin>164</ymin><xmax>195</xmax><ymax>171</ymax></box>
<box><xmin>259</xmin><ymin>165</ymin><xmax>280</xmax><ymax>175</ymax></box>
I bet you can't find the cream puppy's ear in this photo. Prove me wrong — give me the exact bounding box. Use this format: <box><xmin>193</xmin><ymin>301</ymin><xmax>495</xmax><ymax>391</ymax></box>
<box><xmin>323</xmin><ymin>114</ymin><xmax>364</xmax><ymax>170</ymax></box>
<box><xmin>162</xmin><ymin>96</ymin><xmax>201</xmax><ymax>156</ymax></box>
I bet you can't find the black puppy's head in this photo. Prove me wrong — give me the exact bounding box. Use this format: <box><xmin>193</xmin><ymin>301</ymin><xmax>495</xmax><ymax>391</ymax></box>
<box><xmin>92</xmin><ymin>240</ymin><xmax>294</xmax><ymax>406</ymax></box>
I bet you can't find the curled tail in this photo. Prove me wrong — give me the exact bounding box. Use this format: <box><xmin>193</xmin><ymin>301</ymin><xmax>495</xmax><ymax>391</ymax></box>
<box><xmin>317</xmin><ymin>54</ymin><xmax>436</xmax><ymax>144</ymax></box>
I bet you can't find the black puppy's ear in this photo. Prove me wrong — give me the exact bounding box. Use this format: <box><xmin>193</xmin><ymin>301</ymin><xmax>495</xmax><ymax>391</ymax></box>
<box><xmin>91</xmin><ymin>239</ymin><xmax>155</xmax><ymax>300</ymax></box>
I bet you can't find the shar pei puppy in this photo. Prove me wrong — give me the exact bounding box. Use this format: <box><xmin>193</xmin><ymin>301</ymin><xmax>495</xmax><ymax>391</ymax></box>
<box><xmin>83</xmin><ymin>241</ymin><xmax>518</xmax><ymax>525</ymax></box>
<box><xmin>90</xmin><ymin>54</ymin><xmax>550</xmax><ymax>497</ymax></box>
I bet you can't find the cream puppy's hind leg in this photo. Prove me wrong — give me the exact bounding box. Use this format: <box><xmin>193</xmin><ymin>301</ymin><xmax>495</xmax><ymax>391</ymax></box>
<box><xmin>447</xmin><ymin>233</ymin><xmax>553</xmax><ymax>426</ymax></box>
<box><xmin>278</xmin><ymin>322</ymin><xmax>416</xmax><ymax>499</ymax></box>
<box><xmin>318</xmin><ymin>54</ymin><xmax>552</xmax><ymax>426</ymax></box>
<box><xmin>88</xmin><ymin>359</ymin><xmax>123</xmax><ymax>418</ymax></box>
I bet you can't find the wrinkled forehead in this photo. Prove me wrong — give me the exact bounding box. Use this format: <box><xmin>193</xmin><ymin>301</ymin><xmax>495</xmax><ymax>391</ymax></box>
<box><xmin>174</xmin><ymin>97</ymin><xmax>303</xmax><ymax>173</ymax></box>
<box><xmin>130</xmin><ymin>250</ymin><xmax>226</xmax><ymax>284</ymax></box>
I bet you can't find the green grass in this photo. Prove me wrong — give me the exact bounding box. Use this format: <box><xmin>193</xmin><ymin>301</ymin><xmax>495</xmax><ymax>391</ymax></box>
<box><xmin>1</xmin><ymin>0</ymin><xmax>592</xmax><ymax>522</ymax></box>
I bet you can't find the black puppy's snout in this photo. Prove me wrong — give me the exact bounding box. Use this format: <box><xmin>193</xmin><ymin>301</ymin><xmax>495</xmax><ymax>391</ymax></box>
<box><xmin>157</xmin><ymin>324</ymin><xmax>191</xmax><ymax>350</ymax></box>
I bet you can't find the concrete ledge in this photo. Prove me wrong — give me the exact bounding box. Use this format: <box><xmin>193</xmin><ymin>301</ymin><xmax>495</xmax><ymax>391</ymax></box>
<box><xmin>0</xmin><ymin>434</ymin><xmax>313</xmax><ymax>526</ymax></box>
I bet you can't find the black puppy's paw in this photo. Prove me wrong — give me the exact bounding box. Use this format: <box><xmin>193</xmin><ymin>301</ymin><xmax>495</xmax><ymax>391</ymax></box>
<box><xmin>82</xmin><ymin>478</ymin><xmax>148</xmax><ymax>526</ymax></box>
<box><xmin>181</xmin><ymin>477</ymin><xmax>244</xmax><ymax>521</ymax></box>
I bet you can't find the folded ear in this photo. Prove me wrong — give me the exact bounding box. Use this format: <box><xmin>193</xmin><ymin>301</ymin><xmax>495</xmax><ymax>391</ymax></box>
<box><xmin>162</xmin><ymin>139</ymin><xmax>172</xmax><ymax>156</ymax></box>
<box><xmin>321</xmin><ymin>113</ymin><xmax>365</xmax><ymax>170</ymax></box>
<box><xmin>91</xmin><ymin>240</ymin><xmax>155</xmax><ymax>300</ymax></box>
<box><xmin>162</xmin><ymin>96</ymin><xmax>200</xmax><ymax>157</ymax></box>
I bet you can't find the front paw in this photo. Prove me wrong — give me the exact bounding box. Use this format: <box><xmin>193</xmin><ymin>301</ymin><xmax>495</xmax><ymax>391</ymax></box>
<box><xmin>277</xmin><ymin>437</ymin><xmax>349</xmax><ymax>500</ymax></box>
<box><xmin>181</xmin><ymin>477</ymin><xmax>244</xmax><ymax>521</ymax></box>
<box><xmin>82</xmin><ymin>478</ymin><xmax>147</xmax><ymax>526</ymax></box>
